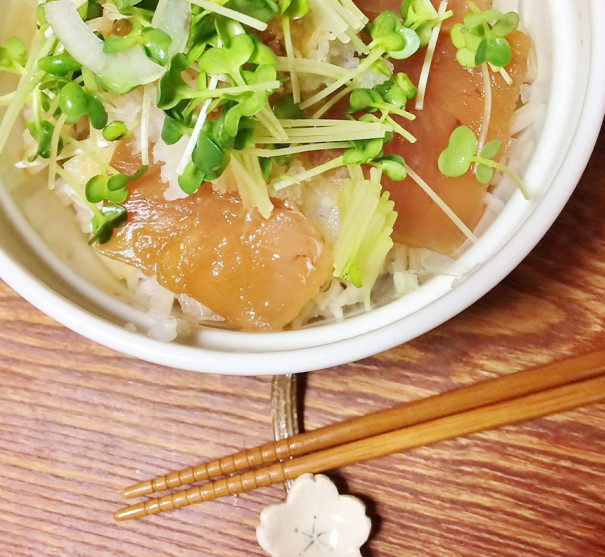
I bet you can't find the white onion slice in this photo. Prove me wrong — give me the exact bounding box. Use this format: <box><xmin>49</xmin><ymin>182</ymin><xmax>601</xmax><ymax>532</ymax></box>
<box><xmin>45</xmin><ymin>0</ymin><xmax>191</xmax><ymax>94</ymax></box>
<box><xmin>156</xmin><ymin>0</ymin><xmax>191</xmax><ymax>55</ymax></box>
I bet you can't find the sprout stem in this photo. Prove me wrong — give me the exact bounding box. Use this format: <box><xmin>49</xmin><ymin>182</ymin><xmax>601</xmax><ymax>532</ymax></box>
<box><xmin>405</xmin><ymin>164</ymin><xmax>478</xmax><ymax>242</ymax></box>
<box><xmin>273</xmin><ymin>154</ymin><xmax>345</xmax><ymax>190</ymax></box>
<box><xmin>472</xmin><ymin>156</ymin><xmax>529</xmax><ymax>199</ymax></box>
<box><xmin>48</xmin><ymin>113</ymin><xmax>68</xmax><ymax>190</ymax></box>
<box><xmin>0</xmin><ymin>32</ymin><xmax>55</xmax><ymax>156</ymax></box>
<box><xmin>299</xmin><ymin>47</ymin><xmax>385</xmax><ymax>109</ymax></box>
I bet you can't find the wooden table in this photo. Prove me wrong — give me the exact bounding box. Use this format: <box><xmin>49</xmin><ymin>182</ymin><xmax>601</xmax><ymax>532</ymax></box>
<box><xmin>1</xmin><ymin>122</ymin><xmax>604</xmax><ymax>556</ymax></box>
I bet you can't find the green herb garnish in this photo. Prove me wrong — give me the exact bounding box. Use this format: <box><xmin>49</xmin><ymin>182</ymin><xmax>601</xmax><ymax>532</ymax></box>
<box><xmin>90</xmin><ymin>203</ymin><xmax>128</xmax><ymax>244</ymax></box>
<box><xmin>59</xmin><ymin>82</ymin><xmax>108</xmax><ymax>130</ymax></box>
<box><xmin>438</xmin><ymin>126</ymin><xmax>528</xmax><ymax>198</ymax></box>
<box><xmin>0</xmin><ymin>37</ymin><xmax>27</xmax><ymax>73</ymax></box>
<box><xmin>333</xmin><ymin>169</ymin><xmax>397</xmax><ymax>306</ymax></box>
<box><xmin>450</xmin><ymin>2</ymin><xmax>519</xmax><ymax>70</ymax></box>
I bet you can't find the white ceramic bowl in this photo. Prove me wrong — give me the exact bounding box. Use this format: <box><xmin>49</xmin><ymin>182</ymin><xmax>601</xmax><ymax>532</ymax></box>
<box><xmin>1</xmin><ymin>0</ymin><xmax>604</xmax><ymax>375</ymax></box>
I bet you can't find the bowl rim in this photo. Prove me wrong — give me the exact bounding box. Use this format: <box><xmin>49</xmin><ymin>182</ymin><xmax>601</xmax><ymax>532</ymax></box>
<box><xmin>1</xmin><ymin>0</ymin><xmax>604</xmax><ymax>375</ymax></box>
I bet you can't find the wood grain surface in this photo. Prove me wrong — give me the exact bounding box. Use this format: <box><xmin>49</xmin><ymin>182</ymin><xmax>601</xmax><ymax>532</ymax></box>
<box><xmin>0</xmin><ymin>123</ymin><xmax>604</xmax><ymax>555</ymax></box>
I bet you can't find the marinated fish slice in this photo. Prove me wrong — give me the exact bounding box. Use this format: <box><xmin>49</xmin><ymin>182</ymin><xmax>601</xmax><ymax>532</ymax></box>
<box><xmin>383</xmin><ymin>19</ymin><xmax>531</xmax><ymax>253</ymax></box>
<box><xmin>98</xmin><ymin>145</ymin><xmax>333</xmax><ymax>331</ymax></box>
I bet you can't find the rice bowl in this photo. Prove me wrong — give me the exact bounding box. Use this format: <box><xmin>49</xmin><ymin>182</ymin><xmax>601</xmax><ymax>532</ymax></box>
<box><xmin>0</xmin><ymin>0</ymin><xmax>603</xmax><ymax>374</ymax></box>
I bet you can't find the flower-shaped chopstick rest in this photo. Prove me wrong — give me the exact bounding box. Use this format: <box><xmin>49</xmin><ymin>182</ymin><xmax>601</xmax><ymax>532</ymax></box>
<box><xmin>257</xmin><ymin>474</ymin><xmax>372</xmax><ymax>557</ymax></box>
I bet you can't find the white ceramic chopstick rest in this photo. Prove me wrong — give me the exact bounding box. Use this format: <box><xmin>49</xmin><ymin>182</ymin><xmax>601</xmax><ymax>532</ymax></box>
<box><xmin>256</xmin><ymin>474</ymin><xmax>372</xmax><ymax>557</ymax></box>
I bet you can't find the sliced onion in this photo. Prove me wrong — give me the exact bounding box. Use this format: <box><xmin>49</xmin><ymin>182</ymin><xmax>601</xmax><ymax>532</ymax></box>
<box><xmin>156</xmin><ymin>0</ymin><xmax>190</xmax><ymax>56</ymax></box>
<box><xmin>45</xmin><ymin>0</ymin><xmax>191</xmax><ymax>94</ymax></box>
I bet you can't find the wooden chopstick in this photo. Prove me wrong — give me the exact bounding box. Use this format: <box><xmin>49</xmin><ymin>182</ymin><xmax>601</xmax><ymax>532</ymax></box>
<box><xmin>121</xmin><ymin>349</ymin><xmax>605</xmax><ymax>500</ymax></box>
<box><xmin>114</xmin><ymin>367</ymin><xmax>605</xmax><ymax>520</ymax></box>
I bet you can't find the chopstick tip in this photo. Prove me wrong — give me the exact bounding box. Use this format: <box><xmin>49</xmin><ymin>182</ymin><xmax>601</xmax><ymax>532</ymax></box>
<box><xmin>122</xmin><ymin>480</ymin><xmax>153</xmax><ymax>499</ymax></box>
<box><xmin>114</xmin><ymin>502</ymin><xmax>147</xmax><ymax>521</ymax></box>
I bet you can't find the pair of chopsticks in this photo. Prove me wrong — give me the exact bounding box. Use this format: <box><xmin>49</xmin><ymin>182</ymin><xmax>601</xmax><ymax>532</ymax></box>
<box><xmin>114</xmin><ymin>348</ymin><xmax>605</xmax><ymax>521</ymax></box>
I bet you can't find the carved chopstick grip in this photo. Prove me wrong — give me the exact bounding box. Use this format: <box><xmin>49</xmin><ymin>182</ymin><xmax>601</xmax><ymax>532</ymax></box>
<box><xmin>117</xmin><ymin>461</ymin><xmax>288</xmax><ymax>520</ymax></box>
<box><xmin>122</xmin><ymin>438</ymin><xmax>294</xmax><ymax>498</ymax></box>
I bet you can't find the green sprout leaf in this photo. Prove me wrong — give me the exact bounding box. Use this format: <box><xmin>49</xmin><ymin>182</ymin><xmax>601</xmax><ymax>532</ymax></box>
<box><xmin>272</xmin><ymin>93</ymin><xmax>304</xmax><ymax>119</ymax></box>
<box><xmin>192</xmin><ymin>130</ymin><xmax>229</xmax><ymax>180</ymax></box>
<box><xmin>450</xmin><ymin>5</ymin><xmax>519</xmax><ymax>69</ymax></box>
<box><xmin>86</xmin><ymin>94</ymin><xmax>109</xmax><ymax>129</ymax></box>
<box><xmin>348</xmin><ymin>74</ymin><xmax>416</xmax><ymax>141</ymax></box>
<box><xmin>375</xmin><ymin>73</ymin><xmax>418</xmax><ymax>106</ymax></box>
<box><xmin>492</xmin><ymin>11</ymin><xmax>520</xmax><ymax>36</ymax></box>
<box><xmin>214</xmin><ymin>15</ymin><xmax>245</xmax><ymax>46</ymax></box>
<box><xmin>343</xmin><ymin>138</ymin><xmax>383</xmax><ymax>165</ymax></box>
<box><xmin>248</xmin><ymin>34</ymin><xmax>277</xmax><ymax>66</ymax></box>
<box><xmin>82</xmin><ymin>0</ymin><xmax>104</xmax><ymax>21</ymax></box>
<box><xmin>85</xmin><ymin>165</ymin><xmax>147</xmax><ymax>204</ymax></box>
<box><xmin>0</xmin><ymin>37</ymin><xmax>27</xmax><ymax>70</ymax></box>
<box><xmin>161</xmin><ymin>108</ymin><xmax>193</xmax><ymax>145</ymax></box>
<box><xmin>59</xmin><ymin>82</ymin><xmax>89</xmax><ymax>122</ymax></box>
<box><xmin>479</xmin><ymin>138</ymin><xmax>500</xmax><ymax>160</ymax></box>
<box><xmin>106</xmin><ymin>173</ymin><xmax>131</xmax><ymax>200</ymax></box>
<box><xmin>90</xmin><ymin>203</ymin><xmax>128</xmax><ymax>244</ymax></box>
<box><xmin>59</xmin><ymin>82</ymin><xmax>108</xmax><ymax>129</ymax></box>
<box><xmin>475</xmin><ymin>139</ymin><xmax>500</xmax><ymax>183</ymax></box>
<box><xmin>371</xmin><ymin>154</ymin><xmax>406</xmax><ymax>180</ymax></box>
<box><xmin>197</xmin><ymin>33</ymin><xmax>255</xmax><ymax>78</ymax></box>
<box><xmin>401</xmin><ymin>0</ymin><xmax>441</xmax><ymax>45</ymax></box>
<box><xmin>349</xmin><ymin>88</ymin><xmax>384</xmax><ymax>113</ymax></box>
<box><xmin>388</xmin><ymin>27</ymin><xmax>420</xmax><ymax>60</ymax></box>
<box><xmin>25</xmin><ymin>119</ymin><xmax>62</xmax><ymax>160</ymax></box>
<box><xmin>178</xmin><ymin>128</ymin><xmax>230</xmax><ymax>195</ymax></box>
<box><xmin>37</xmin><ymin>51</ymin><xmax>82</xmax><ymax>76</ymax></box>
<box><xmin>278</xmin><ymin>0</ymin><xmax>309</xmax><ymax>19</ymax></box>
<box><xmin>178</xmin><ymin>161</ymin><xmax>206</xmax><ymax>194</ymax></box>
<box><xmin>370</xmin><ymin>11</ymin><xmax>420</xmax><ymax>60</ymax></box>
<box><xmin>438</xmin><ymin>126</ymin><xmax>528</xmax><ymax>198</ymax></box>
<box><xmin>437</xmin><ymin>125</ymin><xmax>476</xmax><ymax>177</ymax></box>
<box><xmin>259</xmin><ymin>156</ymin><xmax>272</xmax><ymax>180</ymax></box>
<box><xmin>474</xmin><ymin>161</ymin><xmax>494</xmax><ymax>184</ymax></box>
<box><xmin>103</xmin><ymin>120</ymin><xmax>131</xmax><ymax>141</ymax></box>
<box><xmin>86</xmin><ymin>174</ymin><xmax>126</xmax><ymax>204</ymax></box>
<box><xmin>392</xmin><ymin>72</ymin><xmax>418</xmax><ymax>100</ymax></box>
<box><xmin>188</xmin><ymin>11</ymin><xmax>217</xmax><ymax>50</ymax></box>
<box><xmin>157</xmin><ymin>54</ymin><xmax>197</xmax><ymax>110</ymax></box>
<box><xmin>141</xmin><ymin>27</ymin><xmax>173</xmax><ymax>66</ymax></box>
<box><xmin>222</xmin><ymin>104</ymin><xmax>244</xmax><ymax>138</ymax></box>
<box><xmin>370</xmin><ymin>12</ymin><xmax>406</xmax><ymax>52</ymax></box>
<box><xmin>225</xmin><ymin>0</ymin><xmax>279</xmax><ymax>23</ymax></box>
<box><xmin>112</xmin><ymin>0</ymin><xmax>144</xmax><ymax>15</ymax></box>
